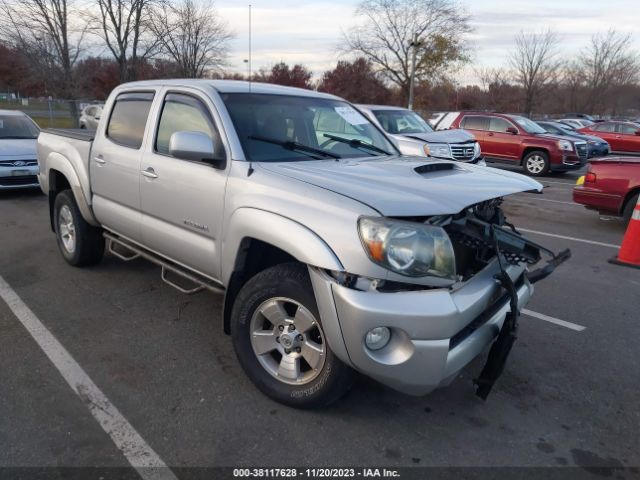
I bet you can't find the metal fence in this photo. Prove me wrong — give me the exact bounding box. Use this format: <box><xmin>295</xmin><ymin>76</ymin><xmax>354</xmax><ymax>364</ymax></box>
<box><xmin>0</xmin><ymin>97</ymin><xmax>102</xmax><ymax>129</ymax></box>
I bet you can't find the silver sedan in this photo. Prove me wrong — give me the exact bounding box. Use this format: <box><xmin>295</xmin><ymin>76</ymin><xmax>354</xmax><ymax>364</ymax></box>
<box><xmin>0</xmin><ymin>110</ymin><xmax>40</xmax><ymax>190</ymax></box>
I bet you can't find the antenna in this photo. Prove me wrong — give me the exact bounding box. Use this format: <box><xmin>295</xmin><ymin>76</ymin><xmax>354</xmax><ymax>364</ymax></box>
<box><xmin>248</xmin><ymin>4</ymin><xmax>252</xmax><ymax>92</ymax></box>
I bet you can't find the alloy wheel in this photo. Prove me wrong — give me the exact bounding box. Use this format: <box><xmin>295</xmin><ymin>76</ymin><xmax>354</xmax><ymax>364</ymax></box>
<box><xmin>58</xmin><ymin>205</ymin><xmax>76</xmax><ymax>254</ymax></box>
<box><xmin>249</xmin><ymin>297</ymin><xmax>326</xmax><ymax>385</ymax></box>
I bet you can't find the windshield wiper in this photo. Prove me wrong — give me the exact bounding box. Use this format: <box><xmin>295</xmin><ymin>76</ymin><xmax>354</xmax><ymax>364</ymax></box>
<box><xmin>1</xmin><ymin>136</ymin><xmax>37</xmax><ymax>139</ymax></box>
<box><xmin>323</xmin><ymin>133</ymin><xmax>391</xmax><ymax>156</ymax></box>
<box><xmin>249</xmin><ymin>135</ymin><xmax>340</xmax><ymax>159</ymax></box>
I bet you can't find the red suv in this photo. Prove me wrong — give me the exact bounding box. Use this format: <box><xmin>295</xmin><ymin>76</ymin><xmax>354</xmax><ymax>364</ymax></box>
<box><xmin>577</xmin><ymin>121</ymin><xmax>640</xmax><ymax>154</ymax></box>
<box><xmin>439</xmin><ymin>112</ymin><xmax>588</xmax><ymax>176</ymax></box>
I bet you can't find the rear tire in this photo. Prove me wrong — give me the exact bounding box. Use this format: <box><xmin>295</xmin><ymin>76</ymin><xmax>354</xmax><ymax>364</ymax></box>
<box><xmin>54</xmin><ymin>190</ymin><xmax>105</xmax><ymax>266</ymax></box>
<box><xmin>231</xmin><ymin>263</ymin><xmax>354</xmax><ymax>408</ymax></box>
<box><xmin>523</xmin><ymin>150</ymin><xmax>550</xmax><ymax>176</ymax></box>
<box><xmin>623</xmin><ymin>192</ymin><xmax>639</xmax><ymax>224</ymax></box>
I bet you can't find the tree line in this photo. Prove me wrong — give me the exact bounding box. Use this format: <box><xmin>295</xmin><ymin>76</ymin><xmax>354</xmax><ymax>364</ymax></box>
<box><xmin>1</xmin><ymin>0</ymin><xmax>639</xmax><ymax>120</ymax></box>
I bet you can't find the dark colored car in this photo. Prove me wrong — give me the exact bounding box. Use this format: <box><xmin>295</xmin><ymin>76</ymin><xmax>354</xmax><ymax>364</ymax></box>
<box><xmin>537</xmin><ymin>121</ymin><xmax>610</xmax><ymax>158</ymax></box>
<box><xmin>573</xmin><ymin>157</ymin><xmax>640</xmax><ymax>223</ymax></box>
<box><xmin>443</xmin><ymin>112</ymin><xmax>588</xmax><ymax>176</ymax></box>
<box><xmin>578</xmin><ymin>121</ymin><xmax>640</xmax><ymax>154</ymax></box>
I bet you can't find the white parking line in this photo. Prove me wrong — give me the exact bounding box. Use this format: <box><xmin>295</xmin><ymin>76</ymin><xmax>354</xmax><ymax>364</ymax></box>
<box><xmin>518</xmin><ymin>228</ymin><xmax>620</xmax><ymax>249</ymax></box>
<box><xmin>511</xmin><ymin>197</ymin><xmax>580</xmax><ymax>206</ymax></box>
<box><xmin>0</xmin><ymin>274</ymin><xmax>177</xmax><ymax>480</ymax></box>
<box><xmin>522</xmin><ymin>309</ymin><xmax>586</xmax><ymax>332</ymax></box>
<box><xmin>541</xmin><ymin>180</ymin><xmax>577</xmax><ymax>187</ymax></box>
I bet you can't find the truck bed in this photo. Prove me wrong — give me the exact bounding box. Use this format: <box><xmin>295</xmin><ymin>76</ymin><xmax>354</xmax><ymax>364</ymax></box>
<box><xmin>43</xmin><ymin>129</ymin><xmax>95</xmax><ymax>142</ymax></box>
<box><xmin>37</xmin><ymin>130</ymin><xmax>94</xmax><ymax>202</ymax></box>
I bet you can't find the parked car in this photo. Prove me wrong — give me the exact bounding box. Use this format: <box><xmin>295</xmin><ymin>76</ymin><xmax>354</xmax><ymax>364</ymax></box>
<box><xmin>38</xmin><ymin>80</ymin><xmax>568</xmax><ymax>408</ymax></box>
<box><xmin>79</xmin><ymin>104</ymin><xmax>104</xmax><ymax>130</ymax></box>
<box><xmin>357</xmin><ymin>105</ymin><xmax>483</xmax><ymax>164</ymax></box>
<box><xmin>573</xmin><ymin>157</ymin><xmax>640</xmax><ymax>223</ymax></box>
<box><xmin>577</xmin><ymin>121</ymin><xmax>640</xmax><ymax>154</ymax></box>
<box><xmin>559</xmin><ymin>118</ymin><xmax>595</xmax><ymax>129</ymax></box>
<box><xmin>0</xmin><ymin>109</ymin><xmax>40</xmax><ymax>190</ymax></box>
<box><xmin>437</xmin><ymin>111</ymin><xmax>588</xmax><ymax>176</ymax></box>
<box><xmin>563</xmin><ymin>113</ymin><xmax>595</xmax><ymax>121</ymax></box>
<box><xmin>536</xmin><ymin>120</ymin><xmax>610</xmax><ymax>158</ymax></box>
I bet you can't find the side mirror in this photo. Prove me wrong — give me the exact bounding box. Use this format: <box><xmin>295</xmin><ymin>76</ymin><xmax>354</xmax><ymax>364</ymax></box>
<box><xmin>506</xmin><ymin>126</ymin><xmax>518</xmax><ymax>135</ymax></box>
<box><xmin>169</xmin><ymin>131</ymin><xmax>225</xmax><ymax>167</ymax></box>
<box><xmin>635</xmin><ymin>130</ymin><xmax>640</xmax><ymax>136</ymax></box>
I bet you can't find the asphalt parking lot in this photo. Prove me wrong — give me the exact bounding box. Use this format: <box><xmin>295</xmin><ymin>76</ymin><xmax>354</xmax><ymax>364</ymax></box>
<box><xmin>1</xmin><ymin>166</ymin><xmax>639</xmax><ymax>479</ymax></box>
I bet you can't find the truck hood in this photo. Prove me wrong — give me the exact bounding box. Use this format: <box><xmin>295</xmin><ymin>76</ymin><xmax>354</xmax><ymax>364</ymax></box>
<box><xmin>401</xmin><ymin>129</ymin><xmax>475</xmax><ymax>144</ymax></box>
<box><xmin>0</xmin><ymin>138</ymin><xmax>38</xmax><ymax>160</ymax></box>
<box><xmin>259</xmin><ymin>156</ymin><xmax>542</xmax><ymax>216</ymax></box>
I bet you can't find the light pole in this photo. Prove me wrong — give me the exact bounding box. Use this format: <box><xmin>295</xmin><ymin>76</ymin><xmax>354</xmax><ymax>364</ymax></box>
<box><xmin>408</xmin><ymin>33</ymin><xmax>423</xmax><ymax>110</ymax></box>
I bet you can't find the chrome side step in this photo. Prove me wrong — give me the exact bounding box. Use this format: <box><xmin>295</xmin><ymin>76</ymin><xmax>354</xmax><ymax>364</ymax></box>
<box><xmin>104</xmin><ymin>232</ymin><xmax>224</xmax><ymax>295</ymax></box>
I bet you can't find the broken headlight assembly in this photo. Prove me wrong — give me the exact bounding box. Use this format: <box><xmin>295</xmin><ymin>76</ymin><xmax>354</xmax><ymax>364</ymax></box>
<box><xmin>358</xmin><ymin>216</ymin><xmax>456</xmax><ymax>279</ymax></box>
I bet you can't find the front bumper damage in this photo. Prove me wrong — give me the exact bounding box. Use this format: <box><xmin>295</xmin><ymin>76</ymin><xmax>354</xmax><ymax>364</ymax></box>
<box><xmin>309</xmin><ymin>216</ymin><xmax>570</xmax><ymax>400</ymax></box>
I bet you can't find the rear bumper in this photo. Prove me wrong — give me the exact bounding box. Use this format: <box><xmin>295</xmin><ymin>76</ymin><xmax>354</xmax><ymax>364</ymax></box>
<box><xmin>573</xmin><ymin>185</ymin><xmax>623</xmax><ymax>214</ymax></box>
<box><xmin>0</xmin><ymin>165</ymin><xmax>40</xmax><ymax>189</ymax></box>
<box><xmin>309</xmin><ymin>261</ymin><xmax>532</xmax><ymax>396</ymax></box>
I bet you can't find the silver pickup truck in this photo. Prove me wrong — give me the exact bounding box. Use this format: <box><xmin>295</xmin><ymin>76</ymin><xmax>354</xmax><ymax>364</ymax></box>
<box><xmin>37</xmin><ymin>80</ymin><xmax>569</xmax><ymax>408</ymax></box>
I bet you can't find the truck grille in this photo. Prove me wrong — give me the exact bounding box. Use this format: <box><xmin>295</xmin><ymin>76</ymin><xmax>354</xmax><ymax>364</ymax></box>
<box><xmin>450</xmin><ymin>143</ymin><xmax>476</xmax><ymax>162</ymax></box>
<box><xmin>0</xmin><ymin>159</ymin><xmax>38</xmax><ymax>167</ymax></box>
<box><xmin>575</xmin><ymin>142</ymin><xmax>587</xmax><ymax>160</ymax></box>
<box><xmin>0</xmin><ymin>175</ymin><xmax>38</xmax><ymax>186</ymax></box>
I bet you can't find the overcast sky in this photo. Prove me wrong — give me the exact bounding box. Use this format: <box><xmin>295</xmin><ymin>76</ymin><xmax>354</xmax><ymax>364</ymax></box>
<box><xmin>218</xmin><ymin>0</ymin><xmax>640</xmax><ymax>84</ymax></box>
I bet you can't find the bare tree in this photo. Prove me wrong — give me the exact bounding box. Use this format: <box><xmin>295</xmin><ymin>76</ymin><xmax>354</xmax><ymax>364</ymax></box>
<box><xmin>151</xmin><ymin>0</ymin><xmax>232</xmax><ymax>78</ymax></box>
<box><xmin>0</xmin><ymin>0</ymin><xmax>85</xmax><ymax>123</ymax></box>
<box><xmin>579</xmin><ymin>30</ymin><xmax>640</xmax><ymax>114</ymax></box>
<box><xmin>91</xmin><ymin>0</ymin><xmax>160</xmax><ymax>82</ymax></box>
<box><xmin>342</xmin><ymin>0</ymin><xmax>472</xmax><ymax>103</ymax></box>
<box><xmin>561</xmin><ymin>61</ymin><xmax>586</xmax><ymax>113</ymax></box>
<box><xmin>508</xmin><ymin>29</ymin><xmax>560</xmax><ymax>116</ymax></box>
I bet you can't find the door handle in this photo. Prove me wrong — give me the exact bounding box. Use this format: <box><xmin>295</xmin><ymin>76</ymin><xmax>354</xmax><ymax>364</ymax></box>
<box><xmin>93</xmin><ymin>155</ymin><xmax>105</xmax><ymax>164</ymax></box>
<box><xmin>141</xmin><ymin>167</ymin><xmax>158</xmax><ymax>179</ymax></box>
<box><xmin>615</xmin><ymin>135</ymin><xmax>621</xmax><ymax>138</ymax></box>
<box><xmin>487</xmin><ymin>132</ymin><xmax>494</xmax><ymax>136</ymax></box>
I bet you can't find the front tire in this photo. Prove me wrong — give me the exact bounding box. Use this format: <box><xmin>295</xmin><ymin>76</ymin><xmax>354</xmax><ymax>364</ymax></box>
<box><xmin>54</xmin><ymin>190</ymin><xmax>105</xmax><ymax>266</ymax></box>
<box><xmin>523</xmin><ymin>150</ymin><xmax>550</xmax><ymax>176</ymax></box>
<box><xmin>231</xmin><ymin>263</ymin><xmax>354</xmax><ymax>408</ymax></box>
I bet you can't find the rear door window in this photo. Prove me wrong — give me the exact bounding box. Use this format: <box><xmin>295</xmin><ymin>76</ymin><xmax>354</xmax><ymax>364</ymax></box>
<box><xmin>594</xmin><ymin>123</ymin><xmax>615</xmax><ymax>133</ymax></box>
<box><xmin>461</xmin><ymin>116</ymin><xmax>489</xmax><ymax>131</ymax></box>
<box><xmin>617</xmin><ymin>123</ymin><xmax>639</xmax><ymax>134</ymax></box>
<box><xmin>106</xmin><ymin>92</ymin><xmax>155</xmax><ymax>149</ymax></box>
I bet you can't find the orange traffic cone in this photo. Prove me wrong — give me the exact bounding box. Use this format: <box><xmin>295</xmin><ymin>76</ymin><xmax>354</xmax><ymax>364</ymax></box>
<box><xmin>610</xmin><ymin>196</ymin><xmax>640</xmax><ymax>269</ymax></box>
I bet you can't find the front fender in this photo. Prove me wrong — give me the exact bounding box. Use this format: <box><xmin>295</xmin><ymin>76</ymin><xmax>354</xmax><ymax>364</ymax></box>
<box><xmin>221</xmin><ymin>207</ymin><xmax>343</xmax><ymax>284</ymax></box>
<box><xmin>45</xmin><ymin>153</ymin><xmax>98</xmax><ymax>226</ymax></box>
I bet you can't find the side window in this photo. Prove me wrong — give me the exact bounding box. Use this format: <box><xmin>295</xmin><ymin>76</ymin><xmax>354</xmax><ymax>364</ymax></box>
<box><xmin>106</xmin><ymin>92</ymin><xmax>154</xmax><ymax>148</ymax></box>
<box><xmin>618</xmin><ymin>123</ymin><xmax>638</xmax><ymax>134</ymax></box>
<box><xmin>489</xmin><ymin>117</ymin><xmax>512</xmax><ymax>133</ymax></box>
<box><xmin>155</xmin><ymin>93</ymin><xmax>221</xmax><ymax>157</ymax></box>
<box><xmin>461</xmin><ymin>116</ymin><xmax>488</xmax><ymax>131</ymax></box>
<box><xmin>595</xmin><ymin>123</ymin><xmax>615</xmax><ymax>132</ymax></box>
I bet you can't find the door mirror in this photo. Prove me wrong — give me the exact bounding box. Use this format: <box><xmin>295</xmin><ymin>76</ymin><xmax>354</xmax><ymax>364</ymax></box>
<box><xmin>169</xmin><ymin>131</ymin><xmax>225</xmax><ymax>167</ymax></box>
<box><xmin>506</xmin><ymin>126</ymin><xmax>518</xmax><ymax>135</ymax></box>
<box><xmin>635</xmin><ymin>130</ymin><xmax>640</xmax><ymax>136</ymax></box>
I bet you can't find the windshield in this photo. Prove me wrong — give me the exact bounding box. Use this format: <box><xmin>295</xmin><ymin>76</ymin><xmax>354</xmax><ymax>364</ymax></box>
<box><xmin>371</xmin><ymin>109</ymin><xmax>433</xmax><ymax>134</ymax></box>
<box><xmin>510</xmin><ymin>116</ymin><xmax>546</xmax><ymax>134</ymax></box>
<box><xmin>221</xmin><ymin>93</ymin><xmax>396</xmax><ymax>162</ymax></box>
<box><xmin>0</xmin><ymin>114</ymin><xmax>40</xmax><ymax>139</ymax></box>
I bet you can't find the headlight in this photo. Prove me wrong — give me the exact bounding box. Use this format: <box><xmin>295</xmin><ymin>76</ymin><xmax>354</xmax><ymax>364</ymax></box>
<box><xmin>358</xmin><ymin>217</ymin><xmax>456</xmax><ymax>278</ymax></box>
<box><xmin>423</xmin><ymin>143</ymin><xmax>451</xmax><ymax>159</ymax></box>
<box><xmin>557</xmin><ymin>140</ymin><xmax>573</xmax><ymax>151</ymax></box>
<box><xmin>473</xmin><ymin>141</ymin><xmax>481</xmax><ymax>158</ymax></box>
